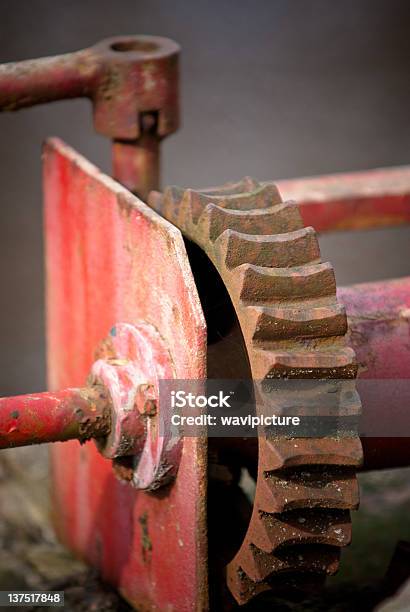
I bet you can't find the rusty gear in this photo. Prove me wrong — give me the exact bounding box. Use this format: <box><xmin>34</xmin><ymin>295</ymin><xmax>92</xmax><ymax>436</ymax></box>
<box><xmin>149</xmin><ymin>178</ymin><xmax>363</xmax><ymax>605</ymax></box>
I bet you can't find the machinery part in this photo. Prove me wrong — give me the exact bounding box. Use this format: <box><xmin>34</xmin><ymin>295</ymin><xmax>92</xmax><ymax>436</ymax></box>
<box><xmin>149</xmin><ymin>177</ymin><xmax>363</xmax><ymax>605</ymax></box>
<box><xmin>339</xmin><ymin>276</ymin><xmax>410</xmax><ymax>471</ymax></box>
<box><xmin>276</xmin><ymin>165</ymin><xmax>410</xmax><ymax>232</ymax></box>
<box><xmin>0</xmin><ymin>35</ymin><xmax>179</xmax><ymax>199</ymax></box>
<box><xmin>90</xmin><ymin>321</ymin><xmax>181</xmax><ymax>490</ymax></box>
<box><xmin>44</xmin><ymin>139</ymin><xmax>208</xmax><ymax>612</ymax></box>
<box><xmin>213</xmin><ymin>273</ymin><xmax>410</xmax><ymax>474</ymax></box>
<box><xmin>0</xmin><ymin>321</ymin><xmax>179</xmax><ymax>492</ymax></box>
<box><xmin>0</xmin><ymin>386</ymin><xmax>110</xmax><ymax>449</ymax></box>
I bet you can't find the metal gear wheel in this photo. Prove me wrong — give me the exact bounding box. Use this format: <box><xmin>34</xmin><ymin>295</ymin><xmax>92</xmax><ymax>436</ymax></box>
<box><xmin>149</xmin><ymin>177</ymin><xmax>363</xmax><ymax>606</ymax></box>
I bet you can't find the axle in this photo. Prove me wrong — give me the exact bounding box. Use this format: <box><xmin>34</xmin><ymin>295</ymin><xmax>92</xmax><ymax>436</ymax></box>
<box><xmin>0</xmin><ymin>386</ymin><xmax>110</xmax><ymax>449</ymax></box>
<box><xmin>1</xmin><ymin>276</ymin><xmax>409</xmax><ymax>472</ymax></box>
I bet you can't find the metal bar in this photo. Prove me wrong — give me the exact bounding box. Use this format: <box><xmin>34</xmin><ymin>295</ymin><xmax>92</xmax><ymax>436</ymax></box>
<box><xmin>112</xmin><ymin>113</ymin><xmax>160</xmax><ymax>200</ymax></box>
<box><xmin>339</xmin><ymin>276</ymin><xmax>410</xmax><ymax>470</ymax></box>
<box><xmin>0</xmin><ymin>386</ymin><xmax>110</xmax><ymax>449</ymax></box>
<box><xmin>0</xmin><ymin>50</ymin><xmax>99</xmax><ymax>110</ymax></box>
<box><xmin>0</xmin><ymin>36</ymin><xmax>179</xmax><ymax>199</ymax></box>
<box><xmin>275</xmin><ymin>166</ymin><xmax>410</xmax><ymax>232</ymax></box>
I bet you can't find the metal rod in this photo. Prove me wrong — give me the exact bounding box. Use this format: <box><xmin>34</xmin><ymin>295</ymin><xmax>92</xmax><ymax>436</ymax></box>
<box><xmin>0</xmin><ymin>35</ymin><xmax>180</xmax><ymax>143</ymax></box>
<box><xmin>0</xmin><ymin>385</ymin><xmax>111</xmax><ymax>449</ymax></box>
<box><xmin>112</xmin><ymin>134</ymin><xmax>160</xmax><ymax>201</ymax></box>
<box><xmin>275</xmin><ymin>165</ymin><xmax>410</xmax><ymax>232</ymax></box>
<box><xmin>0</xmin><ymin>50</ymin><xmax>99</xmax><ymax>111</ymax></box>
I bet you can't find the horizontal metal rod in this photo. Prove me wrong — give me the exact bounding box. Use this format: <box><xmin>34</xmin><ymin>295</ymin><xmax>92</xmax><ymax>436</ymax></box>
<box><xmin>2</xmin><ymin>276</ymin><xmax>410</xmax><ymax>466</ymax></box>
<box><xmin>0</xmin><ymin>50</ymin><xmax>99</xmax><ymax>111</ymax></box>
<box><xmin>0</xmin><ymin>386</ymin><xmax>111</xmax><ymax>449</ymax></box>
<box><xmin>276</xmin><ymin>165</ymin><xmax>410</xmax><ymax>232</ymax></box>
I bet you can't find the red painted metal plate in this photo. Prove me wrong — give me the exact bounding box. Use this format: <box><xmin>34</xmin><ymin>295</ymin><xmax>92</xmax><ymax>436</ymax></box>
<box><xmin>44</xmin><ymin>138</ymin><xmax>207</xmax><ymax>611</ymax></box>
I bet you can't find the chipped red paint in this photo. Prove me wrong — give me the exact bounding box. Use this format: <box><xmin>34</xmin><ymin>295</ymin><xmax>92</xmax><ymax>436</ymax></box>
<box><xmin>0</xmin><ymin>387</ymin><xmax>110</xmax><ymax>449</ymax></box>
<box><xmin>44</xmin><ymin>138</ymin><xmax>207</xmax><ymax>611</ymax></box>
<box><xmin>276</xmin><ymin>166</ymin><xmax>410</xmax><ymax>232</ymax></box>
<box><xmin>91</xmin><ymin>322</ymin><xmax>183</xmax><ymax>490</ymax></box>
<box><xmin>339</xmin><ymin>276</ymin><xmax>410</xmax><ymax>471</ymax></box>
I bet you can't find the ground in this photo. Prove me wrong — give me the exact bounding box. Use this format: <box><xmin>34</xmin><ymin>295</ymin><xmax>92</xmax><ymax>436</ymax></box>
<box><xmin>1</xmin><ymin>446</ymin><xmax>410</xmax><ymax>611</ymax></box>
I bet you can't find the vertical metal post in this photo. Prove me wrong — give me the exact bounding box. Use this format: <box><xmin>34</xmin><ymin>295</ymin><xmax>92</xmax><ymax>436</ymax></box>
<box><xmin>112</xmin><ymin>113</ymin><xmax>160</xmax><ymax>200</ymax></box>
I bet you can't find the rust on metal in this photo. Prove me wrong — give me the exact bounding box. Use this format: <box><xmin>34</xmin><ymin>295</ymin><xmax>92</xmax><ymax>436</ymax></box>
<box><xmin>0</xmin><ymin>35</ymin><xmax>179</xmax><ymax>139</ymax></box>
<box><xmin>44</xmin><ymin>138</ymin><xmax>207</xmax><ymax>612</ymax></box>
<box><xmin>339</xmin><ymin>276</ymin><xmax>410</xmax><ymax>472</ymax></box>
<box><xmin>90</xmin><ymin>321</ymin><xmax>181</xmax><ymax>491</ymax></box>
<box><xmin>0</xmin><ymin>35</ymin><xmax>180</xmax><ymax>199</ymax></box>
<box><xmin>138</xmin><ymin>512</ymin><xmax>153</xmax><ymax>561</ymax></box>
<box><xmin>0</xmin><ymin>385</ymin><xmax>111</xmax><ymax>449</ymax></box>
<box><xmin>150</xmin><ymin>177</ymin><xmax>363</xmax><ymax>605</ymax></box>
<box><xmin>276</xmin><ymin>165</ymin><xmax>410</xmax><ymax>232</ymax></box>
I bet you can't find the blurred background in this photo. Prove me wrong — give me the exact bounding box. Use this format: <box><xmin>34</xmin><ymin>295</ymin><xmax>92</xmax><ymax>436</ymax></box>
<box><xmin>0</xmin><ymin>1</ymin><xmax>410</xmax><ymax>609</ymax></box>
<box><xmin>1</xmin><ymin>0</ymin><xmax>410</xmax><ymax>395</ymax></box>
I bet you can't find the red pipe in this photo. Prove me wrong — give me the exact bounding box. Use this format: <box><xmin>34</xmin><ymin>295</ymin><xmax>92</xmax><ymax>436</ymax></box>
<box><xmin>339</xmin><ymin>276</ymin><xmax>410</xmax><ymax>470</ymax></box>
<box><xmin>0</xmin><ymin>386</ymin><xmax>110</xmax><ymax>449</ymax></box>
<box><xmin>276</xmin><ymin>165</ymin><xmax>410</xmax><ymax>233</ymax></box>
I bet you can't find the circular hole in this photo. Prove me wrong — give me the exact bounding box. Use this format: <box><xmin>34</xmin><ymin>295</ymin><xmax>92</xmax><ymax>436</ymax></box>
<box><xmin>111</xmin><ymin>39</ymin><xmax>159</xmax><ymax>53</ymax></box>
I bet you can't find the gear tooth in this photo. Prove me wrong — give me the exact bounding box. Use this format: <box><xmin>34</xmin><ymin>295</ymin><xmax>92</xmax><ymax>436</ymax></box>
<box><xmin>253</xmin><ymin>510</ymin><xmax>352</xmax><ymax>553</ymax></box>
<box><xmin>149</xmin><ymin>186</ymin><xmax>198</xmax><ymax>232</ymax></box>
<box><xmin>249</xmin><ymin>303</ymin><xmax>347</xmax><ymax>342</ymax></box>
<box><xmin>260</xmin><ymin>382</ymin><xmax>362</xmax><ymax>418</ymax></box>
<box><xmin>251</xmin><ymin>346</ymin><xmax>357</xmax><ymax>381</ymax></box>
<box><xmin>162</xmin><ymin>185</ymin><xmax>186</xmax><ymax>221</ymax></box>
<box><xmin>262</xmin><ymin>438</ymin><xmax>363</xmax><ymax>471</ymax></box>
<box><xmin>227</xmin><ymin>183</ymin><xmax>282</xmax><ymax>210</ymax></box>
<box><xmin>239</xmin><ymin>262</ymin><xmax>337</xmax><ymax>304</ymax></box>
<box><xmin>200</xmin><ymin>176</ymin><xmax>261</xmax><ymax>196</ymax></box>
<box><xmin>275</xmin><ymin>544</ymin><xmax>341</xmax><ymax>576</ymax></box>
<box><xmin>179</xmin><ymin>189</ymin><xmax>208</xmax><ymax>224</ymax></box>
<box><xmin>226</xmin><ymin>564</ymin><xmax>271</xmax><ymax>606</ymax></box>
<box><xmin>235</xmin><ymin>542</ymin><xmax>275</xmax><ymax>582</ymax></box>
<box><xmin>199</xmin><ymin>201</ymin><xmax>303</xmax><ymax>239</ymax></box>
<box><xmin>216</xmin><ymin>227</ymin><xmax>320</xmax><ymax>270</ymax></box>
<box><xmin>259</xmin><ymin>468</ymin><xmax>360</xmax><ymax>512</ymax></box>
<box><xmin>230</xmin><ymin>542</ymin><xmax>341</xmax><ymax>584</ymax></box>
<box><xmin>196</xmin><ymin>182</ymin><xmax>282</xmax><ymax>211</ymax></box>
<box><xmin>259</xmin><ymin>467</ymin><xmax>359</xmax><ymax>513</ymax></box>
<box><xmin>247</xmin><ymin>511</ymin><xmax>275</xmax><ymax>552</ymax></box>
<box><xmin>243</xmin><ymin>176</ymin><xmax>262</xmax><ymax>191</ymax></box>
<box><xmin>227</xmin><ymin>565</ymin><xmax>327</xmax><ymax>606</ymax></box>
<box><xmin>152</xmin><ymin>178</ymin><xmax>363</xmax><ymax>606</ymax></box>
<box><xmin>195</xmin><ymin>203</ymin><xmax>223</xmax><ymax>242</ymax></box>
<box><xmin>258</xmin><ymin>474</ymin><xmax>285</xmax><ymax>513</ymax></box>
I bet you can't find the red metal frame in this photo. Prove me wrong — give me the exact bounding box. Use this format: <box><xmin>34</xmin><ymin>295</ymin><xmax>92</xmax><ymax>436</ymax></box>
<box><xmin>44</xmin><ymin>138</ymin><xmax>208</xmax><ymax>611</ymax></box>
